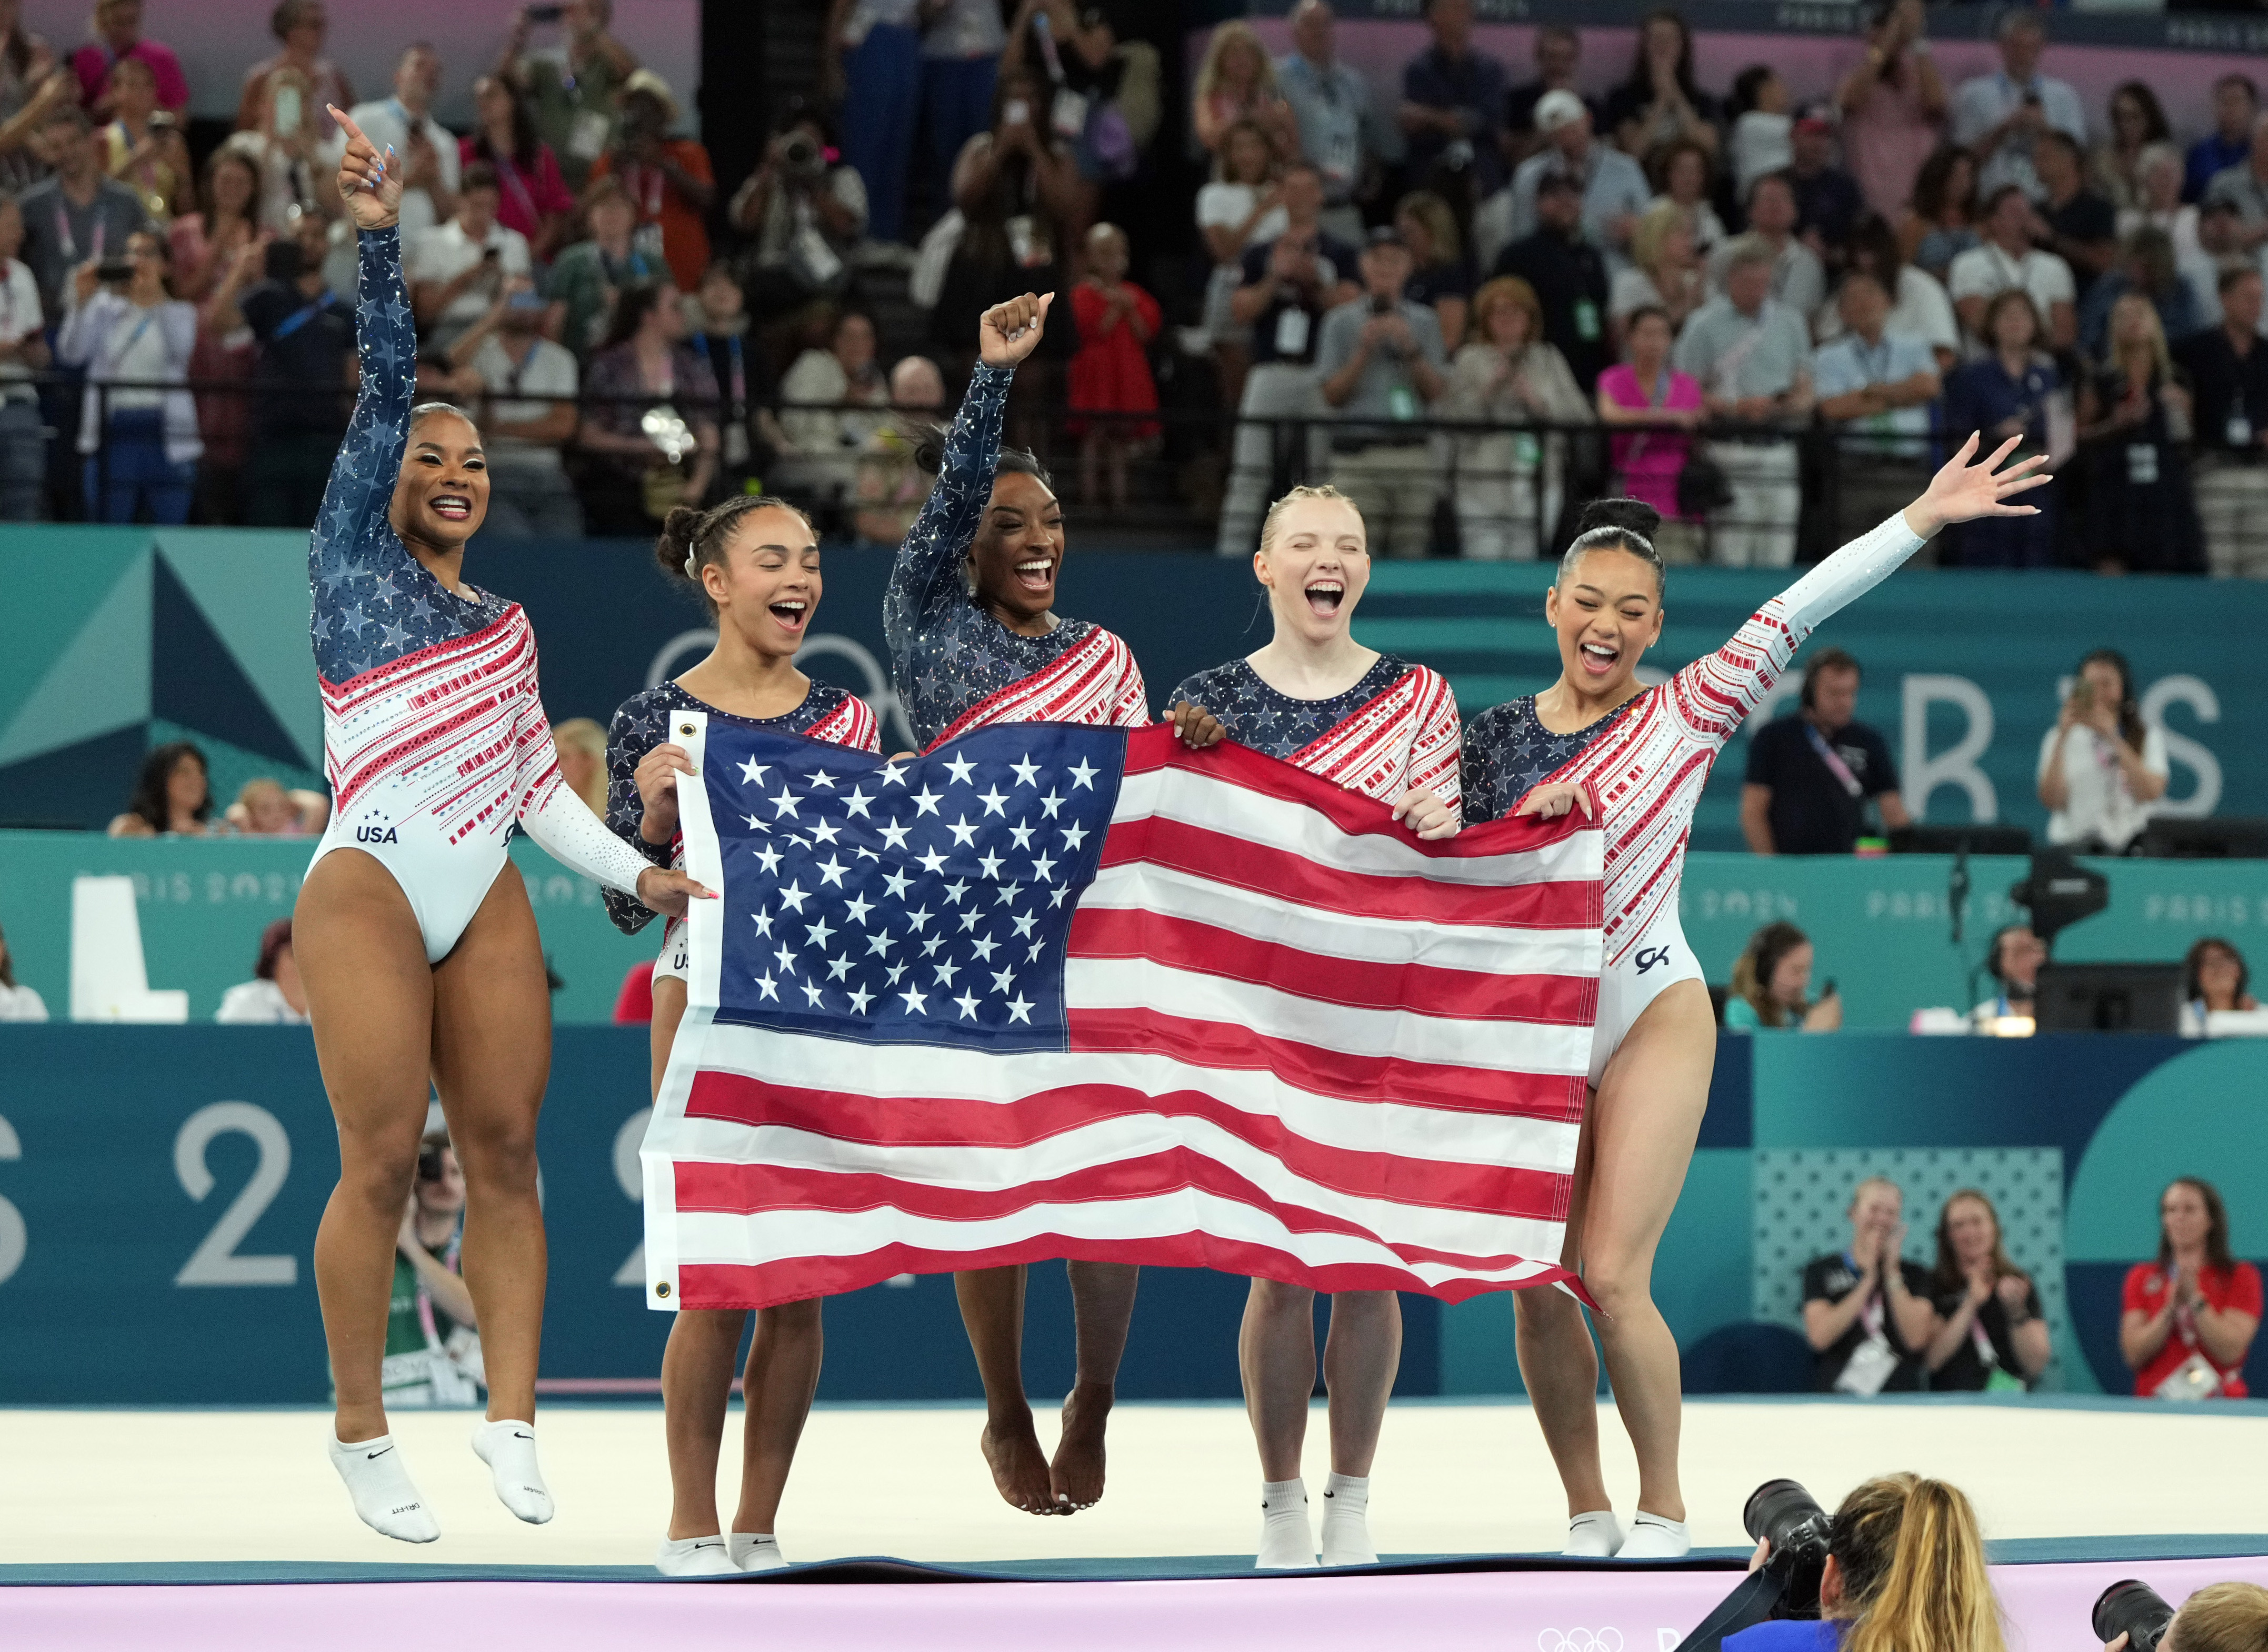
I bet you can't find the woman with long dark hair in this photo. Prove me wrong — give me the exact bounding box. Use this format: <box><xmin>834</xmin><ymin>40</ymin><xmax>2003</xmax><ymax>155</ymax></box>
<box><xmin>2121</xmin><ymin>1178</ymin><xmax>2261</xmax><ymax>1399</ymax></box>
<box><xmin>2036</xmin><ymin>646</ymin><xmax>2167</xmax><ymax>853</ymax></box>
<box><xmin>1601</xmin><ymin>8</ymin><xmax>1721</xmax><ymax>162</ymax></box>
<box><xmin>2090</xmin><ymin>80</ymin><xmax>2170</xmax><ymax>212</ymax></box>
<box><xmin>1901</xmin><ymin>144</ymin><xmax>1979</xmax><ymax>278</ymax></box>
<box><xmin>887</xmin><ymin>291</ymin><xmax>1161</xmax><ymax>1520</ymax></box>
<box><xmin>1166</xmin><ymin>483</ymin><xmax>1458</xmax><ymax>1569</ymax></box>
<box><xmin>577</xmin><ymin>276</ymin><xmax>720</xmax><ymax>536</ymax></box>
<box><xmin>1457</xmin><ymin>438</ymin><xmax>2045</xmax><ymax>1559</ymax></box>
<box><xmin>107</xmin><ymin>740</ymin><xmax>209</xmax><ymax>836</ymax></box>
<box><xmin>462</xmin><ymin>73</ymin><xmax>572</xmax><ymax>262</ymax></box>
<box><xmin>2184</xmin><ymin>937</ymin><xmax>2257</xmax><ymax>1022</ymax></box>
<box><xmin>1924</xmin><ymin>1189</ymin><xmax>2049</xmax><ymax>1391</ymax></box>
<box><xmin>296</xmin><ymin>108</ymin><xmax>705</xmax><ymax>1544</ymax></box>
<box><xmin>1723</xmin><ymin>920</ymin><xmax>1840</xmax><ymax>1032</ymax></box>
<box><xmin>605</xmin><ymin>494</ymin><xmax>880</xmax><ymax>1575</ymax></box>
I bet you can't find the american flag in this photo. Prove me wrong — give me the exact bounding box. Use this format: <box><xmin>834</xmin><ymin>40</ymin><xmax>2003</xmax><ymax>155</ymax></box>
<box><xmin>640</xmin><ymin>717</ymin><xmax>1603</xmax><ymax>1311</ymax></box>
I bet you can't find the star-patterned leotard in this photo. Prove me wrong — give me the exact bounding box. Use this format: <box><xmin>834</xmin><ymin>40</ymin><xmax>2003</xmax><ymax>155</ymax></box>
<box><xmin>304</xmin><ymin>225</ymin><xmax>656</xmax><ymax>963</ymax></box>
<box><xmin>1166</xmin><ymin>654</ymin><xmax>1463</xmax><ymax>812</ymax></box>
<box><xmin>882</xmin><ymin>363</ymin><xmax>1149</xmax><ymax>749</ymax></box>
<box><xmin>605</xmin><ymin>679</ymin><xmax>881</xmax><ymax>979</ymax></box>
<box><xmin>1458</xmin><ymin>695</ymin><xmax>1639</xmax><ymax>827</ymax></box>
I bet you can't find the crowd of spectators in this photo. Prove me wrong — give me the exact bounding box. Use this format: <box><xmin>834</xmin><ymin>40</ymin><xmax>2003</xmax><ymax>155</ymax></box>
<box><xmin>0</xmin><ymin>1</ymin><xmax>2264</xmax><ymax>568</ymax></box>
<box><xmin>1799</xmin><ymin>1170</ymin><xmax>2257</xmax><ymax>1399</ymax></box>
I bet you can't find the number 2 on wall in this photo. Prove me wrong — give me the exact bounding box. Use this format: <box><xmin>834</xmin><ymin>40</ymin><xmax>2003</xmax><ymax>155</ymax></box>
<box><xmin>174</xmin><ymin>1102</ymin><xmax>297</xmax><ymax>1287</ymax></box>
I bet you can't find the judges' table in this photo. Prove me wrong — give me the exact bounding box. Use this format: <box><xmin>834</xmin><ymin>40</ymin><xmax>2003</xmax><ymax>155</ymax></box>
<box><xmin>0</xmin><ymin>1025</ymin><xmax>2259</xmax><ymax>1405</ymax></box>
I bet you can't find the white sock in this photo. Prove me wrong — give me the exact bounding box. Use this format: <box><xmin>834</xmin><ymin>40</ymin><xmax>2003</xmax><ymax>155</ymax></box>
<box><xmin>730</xmin><ymin>1532</ymin><xmax>786</xmax><ymax>1571</ymax></box>
<box><xmin>470</xmin><ymin>1418</ymin><xmax>555</xmax><ymax>1525</ymax></box>
<box><xmin>1318</xmin><ymin>1471</ymin><xmax>1376</xmax><ymax>1567</ymax></box>
<box><xmin>655</xmin><ymin>1534</ymin><xmax>737</xmax><ymax>1577</ymax></box>
<box><xmin>1255</xmin><ymin>1477</ymin><xmax>1315</xmax><ymax>1570</ymax></box>
<box><xmin>1617</xmin><ymin>1513</ymin><xmax>1691</xmax><ymax>1558</ymax></box>
<box><xmin>1563</xmin><ymin>1510</ymin><xmax>1622</xmax><ymax>1558</ymax></box>
<box><xmin>328</xmin><ymin>1433</ymin><xmax>440</xmax><ymax>1544</ymax></box>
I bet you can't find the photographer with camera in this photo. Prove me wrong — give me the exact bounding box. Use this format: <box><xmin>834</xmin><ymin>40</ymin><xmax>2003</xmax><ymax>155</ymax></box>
<box><xmin>1723</xmin><ymin>1475</ymin><xmax>2006</xmax><ymax>1652</ymax></box>
<box><xmin>728</xmin><ymin>106</ymin><xmax>868</xmax><ymax>319</ymax></box>
<box><xmin>2099</xmin><ymin>1580</ymin><xmax>2268</xmax><ymax>1652</ymax></box>
<box><xmin>1802</xmin><ymin>1176</ymin><xmax>1937</xmax><ymax>1395</ymax></box>
<box><xmin>56</xmin><ymin>224</ymin><xmax>197</xmax><ymax>523</ymax></box>
<box><xmin>587</xmin><ymin>69</ymin><xmax>710</xmax><ymax>292</ymax></box>
<box><xmin>381</xmin><ymin>1130</ymin><xmax>484</xmax><ymax>1410</ymax></box>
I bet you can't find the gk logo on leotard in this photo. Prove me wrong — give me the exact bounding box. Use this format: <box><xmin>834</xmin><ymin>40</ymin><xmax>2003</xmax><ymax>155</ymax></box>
<box><xmin>355</xmin><ymin>825</ymin><xmax>399</xmax><ymax>845</ymax></box>
<box><xmin>1634</xmin><ymin>945</ymin><xmax>1672</xmax><ymax>974</ymax></box>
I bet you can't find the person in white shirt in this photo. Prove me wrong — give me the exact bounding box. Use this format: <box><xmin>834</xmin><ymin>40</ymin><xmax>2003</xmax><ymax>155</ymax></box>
<box><xmin>2036</xmin><ymin>648</ymin><xmax>2168</xmax><ymax>855</ymax></box>
<box><xmin>1709</xmin><ymin>172</ymin><xmax>1824</xmax><ymax>321</ymax></box>
<box><xmin>1949</xmin><ymin>12</ymin><xmax>2086</xmax><ymax>206</ymax></box>
<box><xmin>0</xmin><ymin>920</ymin><xmax>46</xmax><ymax>1022</ymax></box>
<box><xmin>56</xmin><ymin>228</ymin><xmax>199</xmax><ymax>523</ymax></box>
<box><xmin>1948</xmin><ymin>185</ymin><xmax>2076</xmax><ymax>354</ymax></box>
<box><xmin>446</xmin><ymin>276</ymin><xmax>581</xmax><ymax>537</ymax></box>
<box><xmin>327</xmin><ymin>44</ymin><xmax>459</xmax><ymax>244</ymax></box>
<box><xmin>1482</xmin><ymin>91</ymin><xmax>1650</xmax><ymax>276</ymax></box>
<box><xmin>1814</xmin><ymin>270</ymin><xmax>1941</xmax><ymax>539</ymax></box>
<box><xmin>1196</xmin><ymin>118</ymin><xmax>1287</xmax><ymax>362</ymax></box>
<box><xmin>1674</xmin><ymin>235</ymin><xmax>1814</xmax><ymax>567</ymax></box>
<box><xmin>408</xmin><ymin>163</ymin><xmax>532</xmax><ymax>351</ymax></box>
<box><xmin>0</xmin><ymin>192</ymin><xmax>49</xmax><ymax>520</ymax></box>
<box><xmin>1814</xmin><ymin>212</ymin><xmax>1960</xmax><ymax>371</ymax></box>
<box><xmin>215</xmin><ymin>919</ymin><xmax>312</xmax><ymax>1025</ymax></box>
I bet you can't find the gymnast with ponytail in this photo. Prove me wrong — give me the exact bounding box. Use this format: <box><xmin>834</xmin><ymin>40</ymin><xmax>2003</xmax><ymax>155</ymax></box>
<box><xmin>1459</xmin><ymin>439</ymin><xmax>2048</xmax><ymax>1559</ymax></box>
<box><xmin>602</xmin><ymin>495</ymin><xmax>880</xmax><ymax>1575</ymax></box>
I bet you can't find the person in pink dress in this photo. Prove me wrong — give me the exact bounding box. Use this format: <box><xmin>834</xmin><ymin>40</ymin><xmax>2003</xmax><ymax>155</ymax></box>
<box><xmin>1836</xmin><ymin>0</ymin><xmax>1946</xmax><ymax>221</ymax></box>
<box><xmin>1066</xmin><ymin>222</ymin><xmax>1161</xmax><ymax>511</ymax></box>
<box><xmin>68</xmin><ymin>0</ymin><xmax>185</xmax><ymax>117</ymax></box>
<box><xmin>1593</xmin><ymin>306</ymin><xmax>1705</xmax><ymax>562</ymax></box>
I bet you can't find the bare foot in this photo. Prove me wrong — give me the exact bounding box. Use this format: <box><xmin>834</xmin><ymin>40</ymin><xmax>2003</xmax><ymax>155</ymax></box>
<box><xmin>981</xmin><ymin>1414</ymin><xmax>1064</xmax><ymax>1515</ymax></box>
<box><xmin>1049</xmin><ymin>1383</ymin><xmax>1113</xmax><ymax>1511</ymax></box>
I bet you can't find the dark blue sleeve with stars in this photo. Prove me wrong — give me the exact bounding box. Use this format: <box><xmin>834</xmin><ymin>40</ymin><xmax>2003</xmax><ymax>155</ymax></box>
<box><xmin>1166</xmin><ymin>657</ymin><xmax>1412</xmax><ymax>762</ymax></box>
<box><xmin>602</xmin><ymin>681</ymin><xmax>867</xmax><ymax>937</ymax></box>
<box><xmin>704</xmin><ymin>722</ymin><xmax>1123</xmax><ymax>1049</ymax></box>
<box><xmin>308</xmin><ymin>224</ymin><xmax>514</xmax><ymax>685</ymax></box>
<box><xmin>1459</xmin><ymin>696</ymin><xmax>1628</xmax><ymax>824</ymax></box>
<box><xmin>880</xmin><ymin>364</ymin><xmax>1107</xmax><ymax>749</ymax></box>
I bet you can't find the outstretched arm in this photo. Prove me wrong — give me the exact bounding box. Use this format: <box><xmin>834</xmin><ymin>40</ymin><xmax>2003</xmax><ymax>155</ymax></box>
<box><xmin>880</xmin><ymin>291</ymin><xmax>1054</xmax><ymax>682</ymax></box>
<box><xmin>1673</xmin><ymin>436</ymin><xmax>2047</xmax><ymax>746</ymax></box>
<box><xmin>312</xmin><ymin>107</ymin><xmax>415</xmax><ymax>587</ymax></box>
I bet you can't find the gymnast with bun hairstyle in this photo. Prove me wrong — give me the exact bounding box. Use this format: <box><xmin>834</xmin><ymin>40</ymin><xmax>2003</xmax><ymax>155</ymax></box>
<box><xmin>298</xmin><ymin>107</ymin><xmax>708</xmax><ymax>1545</ymax></box>
<box><xmin>602</xmin><ymin>495</ymin><xmax>880</xmax><ymax>1575</ymax></box>
<box><xmin>1459</xmin><ymin>438</ymin><xmax>2049</xmax><ymax>1559</ymax></box>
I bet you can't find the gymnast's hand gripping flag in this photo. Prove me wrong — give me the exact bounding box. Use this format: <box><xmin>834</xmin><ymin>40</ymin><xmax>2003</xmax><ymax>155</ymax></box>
<box><xmin>640</xmin><ymin>714</ymin><xmax>1603</xmax><ymax>1309</ymax></box>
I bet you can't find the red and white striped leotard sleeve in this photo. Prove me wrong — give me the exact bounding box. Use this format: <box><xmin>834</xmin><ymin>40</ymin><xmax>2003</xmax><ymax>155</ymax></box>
<box><xmin>1289</xmin><ymin>664</ymin><xmax>1463</xmax><ymax>816</ymax></box>
<box><xmin>1554</xmin><ymin>510</ymin><xmax>1927</xmax><ymax>960</ymax></box>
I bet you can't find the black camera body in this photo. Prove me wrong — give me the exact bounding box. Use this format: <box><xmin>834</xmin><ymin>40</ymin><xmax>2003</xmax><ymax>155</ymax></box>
<box><xmin>780</xmin><ymin>132</ymin><xmax>825</xmax><ymax>181</ymax></box>
<box><xmin>95</xmin><ymin>258</ymin><xmax>136</xmax><ymax>286</ymax></box>
<box><xmin>1745</xmin><ymin>1479</ymin><xmax>1834</xmax><ymax>1618</ymax></box>
<box><xmin>2095</xmin><ymin>1580</ymin><xmax>2176</xmax><ymax>1652</ymax></box>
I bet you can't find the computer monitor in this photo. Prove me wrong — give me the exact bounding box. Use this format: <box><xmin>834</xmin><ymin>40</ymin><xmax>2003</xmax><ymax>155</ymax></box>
<box><xmin>2031</xmin><ymin>963</ymin><xmax>2184</xmax><ymax>1034</ymax></box>
<box><xmin>1889</xmin><ymin>824</ymin><xmax>2033</xmax><ymax>856</ymax></box>
<box><xmin>2137</xmin><ymin>818</ymin><xmax>2268</xmax><ymax>859</ymax></box>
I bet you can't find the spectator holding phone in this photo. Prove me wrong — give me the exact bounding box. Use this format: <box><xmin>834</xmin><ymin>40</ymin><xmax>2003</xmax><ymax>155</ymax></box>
<box><xmin>2122</xmin><ymin>1177</ymin><xmax>2261</xmax><ymax>1401</ymax></box>
<box><xmin>384</xmin><ymin>1132</ymin><xmax>485</xmax><ymax>1410</ymax></box>
<box><xmin>2038</xmin><ymin>647</ymin><xmax>2167</xmax><ymax>854</ymax></box>
<box><xmin>1802</xmin><ymin>1175</ymin><xmax>1935</xmax><ymax>1395</ymax></box>
<box><xmin>1925</xmin><ymin>1189</ymin><xmax>2048</xmax><ymax>1392</ymax></box>
<box><xmin>57</xmin><ymin>226</ymin><xmax>197</xmax><ymax>524</ymax></box>
<box><xmin>502</xmin><ymin>1</ymin><xmax>641</xmax><ymax>188</ymax></box>
<box><xmin>234</xmin><ymin>0</ymin><xmax>353</xmax><ymax>145</ymax></box>
<box><xmin>409</xmin><ymin>163</ymin><xmax>532</xmax><ymax>352</ymax></box>
<box><xmin>1723</xmin><ymin>921</ymin><xmax>1841</xmax><ymax>1031</ymax></box>
<box><xmin>1950</xmin><ymin>11</ymin><xmax>2085</xmax><ymax>205</ymax></box>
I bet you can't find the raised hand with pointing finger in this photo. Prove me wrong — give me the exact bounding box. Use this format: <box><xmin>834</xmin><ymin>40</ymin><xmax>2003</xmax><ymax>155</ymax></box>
<box><xmin>329</xmin><ymin>105</ymin><xmax>401</xmax><ymax>231</ymax></box>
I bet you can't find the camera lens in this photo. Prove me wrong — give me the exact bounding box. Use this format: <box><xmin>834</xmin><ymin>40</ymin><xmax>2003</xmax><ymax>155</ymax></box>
<box><xmin>2093</xmin><ymin>1580</ymin><xmax>2176</xmax><ymax>1652</ymax></box>
<box><xmin>1743</xmin><ymin>1479</ymin><xmax>1834</xmax><ymax>1617</ymax></box>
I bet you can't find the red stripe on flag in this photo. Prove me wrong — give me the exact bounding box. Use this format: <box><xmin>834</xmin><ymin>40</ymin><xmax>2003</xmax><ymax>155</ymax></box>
<box><xmin>675</xmin><ymin>1232</ymin><xmax>1580</xmax><ymax>1313</ymax></box>
<box><xmin>1065</xmin><ymin>1007</ymin><xmax>1589</xmax><ymax>1121</ymax></box>
<box><xmin>1119</xmin><ymin>726</ymin><xmax>1596</xmax><ymax>865</ymax></box>
<box><xmin>1096</xmin><ymin>815</ymin><xmax>1596</xmax><ymax>931</ymax></box>
<box><xmin>1066</xmin><ymin>905</ymin><xmax>1596</xmax><ymax>1025</ymax></box>
<box><xmin>683</xmin><ymin>1071</ymin><xmax>1574</xmax><ymax>1216</ymax></box>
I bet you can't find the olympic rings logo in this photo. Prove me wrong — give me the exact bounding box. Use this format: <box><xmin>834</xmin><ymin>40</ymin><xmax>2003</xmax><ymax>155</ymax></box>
<box><xmin>1537</xmin><ymin>1630</ymin><xmax>1626</xmax><ymax>1652</ymax></box>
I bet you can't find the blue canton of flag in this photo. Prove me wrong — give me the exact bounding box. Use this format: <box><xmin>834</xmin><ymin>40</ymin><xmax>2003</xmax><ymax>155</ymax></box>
<box><xmin>704</xmin><ymin>722</ymin><xmax>1126</xmax><ymax>1050</ymax></box>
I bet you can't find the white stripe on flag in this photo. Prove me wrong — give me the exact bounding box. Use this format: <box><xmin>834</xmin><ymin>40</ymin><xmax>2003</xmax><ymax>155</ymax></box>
<box><xmin>683</xmin><ymin>1030</ymin><xmax>1583</xmax><ymax>1170</ymax></box>
<box><xmin>1078</xmin><ymin>861</ymin><xmax>1601</xmax><ymax>978</ymax></box>
<box><xmin>1112</xmin><ymin>764</ymin><xmax>1604</xmax><ymax>890</ymax></box>
<box><xmin>673</xmin><ymin>1192</ymin><xmax>1568</xmax><ymax>1287</ymax></box>
<box><xmin>1065</xmin><ymin>956</ymin><xmax>1595</xmax><ymax>1077</ymax></box>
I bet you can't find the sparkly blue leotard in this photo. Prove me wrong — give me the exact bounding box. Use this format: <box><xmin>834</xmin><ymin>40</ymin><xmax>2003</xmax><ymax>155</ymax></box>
<box><xmin>1459</xmin><ymin>694</ymin><xmax>1639</xmax><ymax>824</ymax></box>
